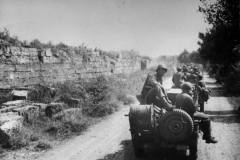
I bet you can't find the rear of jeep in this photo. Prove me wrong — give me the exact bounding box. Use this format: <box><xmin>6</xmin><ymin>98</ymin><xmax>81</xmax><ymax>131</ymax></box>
<box><xmin>129</xmin><ymin>89</ymin><xmax>199</xmax><ymax>159</ymax></box>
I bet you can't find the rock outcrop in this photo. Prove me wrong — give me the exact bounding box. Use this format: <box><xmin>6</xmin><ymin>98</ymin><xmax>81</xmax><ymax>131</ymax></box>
<box><xmin>0</xmin><ymin>45</ymin><xmax>151</xmax><ymax>88</ymax></box>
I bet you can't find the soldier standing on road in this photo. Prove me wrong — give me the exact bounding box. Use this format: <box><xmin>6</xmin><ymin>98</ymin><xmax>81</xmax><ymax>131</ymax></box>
<box><xmin>172</xmin><ymin>67</ymin><xmax>184</xmax><ymax>88</ymax></box>
<box><xmin>175</xmin><ymin>82</ymin><xmax>217</xmax><ymax>144</ymax></box>
<box><xmin>196</xmin><ymin>75</ymin><xmax>209</xmax><ymax>112</ymax></box>
<box><xmin>141</xmin><ymin>65</ymin><xmax>174</xmax><ymax>111</ymax></box>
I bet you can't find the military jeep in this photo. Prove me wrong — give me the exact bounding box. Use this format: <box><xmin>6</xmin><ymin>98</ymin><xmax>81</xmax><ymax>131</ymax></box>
<box><xmin>129</xmin><ymin>89</ymin><xmax>199</xmax><ymax>159</ymax></box>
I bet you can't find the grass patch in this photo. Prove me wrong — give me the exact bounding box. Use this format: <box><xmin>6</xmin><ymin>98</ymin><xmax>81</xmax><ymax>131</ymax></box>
<box><xmin>6</xmin><ymin>126</ymin><xmax>40</xmax><ymax>150</ymax></box>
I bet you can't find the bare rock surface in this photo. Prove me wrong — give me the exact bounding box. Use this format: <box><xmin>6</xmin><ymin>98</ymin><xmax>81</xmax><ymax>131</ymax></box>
<box><xmin>0</xmin><ymin>112</ymin><xmax>23</xmax><ymax>132</ymax></box>
<box><xmin>32</xmin><ymin>103</ymin><xmax>48</xmax><ymax>111</ymax></box>
<box><xmin>1</xmin><ymin>100</ymin><xmax>26</xmax><ymax>107</ymax></box>
<box><xmin>11</xmin><ymin>90</ymin><xmax>28</xmax><ymax>100</ymax></box>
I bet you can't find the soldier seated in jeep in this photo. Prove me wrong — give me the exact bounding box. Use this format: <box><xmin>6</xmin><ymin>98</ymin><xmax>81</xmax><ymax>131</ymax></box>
<box><xmin>141</xmin><ymin>64</ymin><xmax>174</xmax><ymax>111</ymax></box>
<box><xmin>175</xmin><ymin>82</ymin><xmax>217</xmax><ymax>144</ymax></box>
<box><xmin>172</xmin><ymin>67</ymin><xmax>184</xmax><ymax>88</ymax></box>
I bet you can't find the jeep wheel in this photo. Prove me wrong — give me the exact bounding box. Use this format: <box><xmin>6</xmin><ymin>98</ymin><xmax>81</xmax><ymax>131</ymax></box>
<box><xmin>133</xmin><ymin>143</ymin><xmax>145</xmax><ymax>158</ymax></box>
<box><xmin>158</xmin><ymin>109</ymin><xmax>194</xmax><ymax>143</ymax></box>
<box><xmin>189</xmin><ymin>136</ymin><xmax>198</xmax><ymax>160</ymax></box>
<box><xmin>131</xmin><ymin>134</ymin><xmax>145</xmax><ymax>158</ymax></box>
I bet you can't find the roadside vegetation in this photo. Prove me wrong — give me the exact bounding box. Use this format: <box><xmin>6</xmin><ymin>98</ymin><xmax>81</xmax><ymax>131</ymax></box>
<box><xmin>0</xmin><ymin>28</ymin><xmax>177</xmax><ymax>154</ymax></box>
<box><xmin>197</xmin><ymin>0</ymin><xmax>240</xmax><ymax>95</ymax></box>
<box><xmin>2</xmin><ymin>68</ymin><xmax>152</xmax><ymax>152</ymax></box>
<box><xmin>176</xmin><ymin>1</ymin><xmax>240</xmax><ymax>95</ymax></box>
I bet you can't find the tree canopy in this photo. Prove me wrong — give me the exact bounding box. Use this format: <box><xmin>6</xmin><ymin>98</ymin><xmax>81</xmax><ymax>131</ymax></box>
<box><xmin>178</xmin><ymin>49</ymin><xmax>202</xmax><ymax>64</ymax></box>
<box><xmin>198</xmin><ymin>0</ymin><xmax>240</xmax><ymax>66</ymax></box>
<box><xmin>198</xmin><ymin>0</ymin><xmax>240</xmax><ymax>93</ymax></box>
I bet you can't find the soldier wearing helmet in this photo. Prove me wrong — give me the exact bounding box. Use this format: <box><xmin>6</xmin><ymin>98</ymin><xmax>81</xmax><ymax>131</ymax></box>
<box><xmin>172</xmin><ymin>67</ymin><xmax>184</xmax><ymax>88</ymax></box>
<box><xmin>141</xmin><ymin>64</ymin><xmax>173</xmax><ymax>111</ymax></box>
<box><xmin>175</xmin><ymin>82</ymin><xmax>217</xmax><ymax>144</ymax></box>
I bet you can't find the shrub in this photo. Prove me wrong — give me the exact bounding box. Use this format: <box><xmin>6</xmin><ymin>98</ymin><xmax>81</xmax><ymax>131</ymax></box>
<box><xmin>7</xmin><ymin>127</ymin><xmax>39</xmax><ymax>150</ymax></box>
<box><xmin>34</xmin><ymin>141</ymin><xmax>51</xmax><ymax>151</ymax></box>
<box><xmin>0</xmin><ymin>92</ymin><xmax>12</xmax><ymax>105</ymax></box>
<box><xmin>25</xmin><ymin>108</ymin><xmax>88</xmax><ymax>139</ymax></box>
<box><xmin>82</xmin><ymin>101</ymin><xmax>118</xmax><ymax>117</ymax></box>
<box><xmin>223</xmin><ymin>66</ymin><xmax>240</xmax><ymax>95</ymax></box>
<box><xmin>44</xmin><ymin>118</ymin><xmax>88</xmax><ymax>138</ymax></box>
<box><xmin>53</xmin><ymin>81</ymin><xmax>86</xmax><ymax>100</ymax></box>
<box><xmin>85</xmin><ymin>76</ymin><xmax>108</xmax><ymax>104</ymax></box>
<box><xmin>27</xmin><ymin>84</ymin><xmax>54</xmax><ymax>103</ymax></box>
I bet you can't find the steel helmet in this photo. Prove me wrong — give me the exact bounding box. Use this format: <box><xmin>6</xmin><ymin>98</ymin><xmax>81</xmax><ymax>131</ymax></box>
<box><xmin>156</xmin><ymin>64</ymin><xmax>168</xmax><ymax>72</ymax></box>
<box><xmin>181</xmin><ymin>82</ymin><xmax>193</xmax><ymax>91</ymax></box>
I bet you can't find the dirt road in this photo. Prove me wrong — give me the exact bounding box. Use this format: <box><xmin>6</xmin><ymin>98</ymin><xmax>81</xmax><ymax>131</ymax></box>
<box><xmin>35</xmin><ymin>76</ymin><xmax>240</xmax><ymax>160</ymax></box>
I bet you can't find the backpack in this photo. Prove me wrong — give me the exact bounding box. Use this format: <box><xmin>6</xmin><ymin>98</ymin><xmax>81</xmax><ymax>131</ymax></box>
<box><xmin>201</xmin><ymin>89</ymin><xmax>210</xmax><ymax>102</ymax></box>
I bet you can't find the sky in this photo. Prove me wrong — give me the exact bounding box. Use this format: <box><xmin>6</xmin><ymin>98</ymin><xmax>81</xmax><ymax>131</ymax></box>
<box><xmin>0</xmin><ymin>0</ymin><xmax>208</xmax><ymax>57</ymax></box>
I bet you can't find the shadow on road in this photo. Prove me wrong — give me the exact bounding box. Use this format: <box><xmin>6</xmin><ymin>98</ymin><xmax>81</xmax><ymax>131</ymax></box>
<box><xmin>209</xmin><ymin>87</ymin><xmax>226</xmax><ymax>97</ymax></box>
<box><xmin>97</xmin><ymin>140</ymin><xmax>192</xmax><ymax>160</ymax></box>
<box><xmin>97</xmin><ymin>140</ymin><xmax>134</xmax><ymax>160</ymax></box>
<box><xmin>210</xmin><ymin>115</ymin><xmax>240</xmax><ymax>124</ymax></box>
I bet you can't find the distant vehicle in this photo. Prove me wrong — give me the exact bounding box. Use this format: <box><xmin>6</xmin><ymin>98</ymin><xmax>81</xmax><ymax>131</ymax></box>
<box><xmin>129</xmin><ymin>89</ymin><xmax>199</xmax><ymax>160</ymax></box>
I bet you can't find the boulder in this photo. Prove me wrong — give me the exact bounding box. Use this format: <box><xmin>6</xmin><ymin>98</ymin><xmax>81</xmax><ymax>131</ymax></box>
<box><xmin>0</xmin><ymin>112</ymin><xmax>23</xmax><ymax>147</ymax></box>
<box><xmin>0</xmin><ymin>128</ymin><xmax>10</xmax><ymax>147</ymax></box>
<box><xmin>54</xmin><ymin>96</ymin><xmax>82</xmax><ymax>107</ymax></box>
<box><xmin>13</xmin><ymin>105</ymin><xmax>39</xmax><ymax>122</ymax></box>
<box><xmin>11</xmin><ymin>89</ymin><xmax>28</xmax><ymax>100</ymax></box>
<box><xmin>0</xmin><ymin>112</ymin><xmax>23</xmax><ymax>132</ymax></box>
<box><xmin>0</xmin><ymin>100</ymin><xmax>32</xmax><ymax>114</ymax></box>
<box><xmin>1</xmin><ymin>100</ymin><xmax>27</xmax><ymax>109</ymax></box>
<box><xmin>32</xmin><ymin>103</ymin><xmax>48</xmax><ymax>111</ymax></box>
<box><xmin>45</xmin><ymin>103</ymin><xmax>65</xmax><ymax>118</ymax></box>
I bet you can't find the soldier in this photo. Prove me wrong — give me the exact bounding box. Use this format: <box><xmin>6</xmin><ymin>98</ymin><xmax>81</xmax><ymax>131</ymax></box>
<box><xmin>141</xmin><ymin>64</ymin><xmax>173</xmax><ymax>111</ymax></box>
<box><xmin>175</xmin><ymin>82</ymin><xmax>217</xmax><ymax>143</ymax></box>
<box><xmin>196</xmin><ymin>75</ymin><xmax>210</xmax><ymax>112</ymax></box>
<box><xmin>172</xmin><ymin>67</ymin><xmax>184</xmax><ymax>88</ymax></box>
<box><xmin>182</xmin><ymin>65</ymin><xmax>190</xmax><ymax>81</ymax></box>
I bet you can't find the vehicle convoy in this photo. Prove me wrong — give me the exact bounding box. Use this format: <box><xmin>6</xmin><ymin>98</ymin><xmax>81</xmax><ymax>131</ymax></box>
<box><xmin>129</xmin><ymin>88</ymin><xmax>199</xmax><ymax>160</ymax></box>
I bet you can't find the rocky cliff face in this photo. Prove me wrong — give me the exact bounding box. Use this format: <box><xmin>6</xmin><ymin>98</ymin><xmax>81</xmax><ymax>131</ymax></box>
<box><xmin>0</xmin><ymin>45</ymin><xmax>150</xmax><ymax>88</ymax></box>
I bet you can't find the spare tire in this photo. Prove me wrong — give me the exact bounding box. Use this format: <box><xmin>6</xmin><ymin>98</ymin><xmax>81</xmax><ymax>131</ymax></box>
<box><xmin>158</xmin><ymin>109</ymin><xmax>193</xmax><ymax>143</ymax></box>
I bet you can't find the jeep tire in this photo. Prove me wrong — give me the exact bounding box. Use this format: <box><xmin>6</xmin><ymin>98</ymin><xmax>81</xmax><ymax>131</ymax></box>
<box><xmin>158</xmin><ymin>109</ymin><xmax>194</xmax><ymax>143</ymax></box>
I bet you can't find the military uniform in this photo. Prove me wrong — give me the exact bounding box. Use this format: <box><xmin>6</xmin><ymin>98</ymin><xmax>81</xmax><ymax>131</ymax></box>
<box><xmin>172</xmin><ymin>71</ymin><xmax>184</xmax><ymax>88</ymax></box>
<box><xmin>175</xmin><ymin>93</ymin><xmax>197</xmax><ymax>117</ymax></box>
<box><xmin>141</xmin><ymin>65</ymin><xmax>173</xmax><ymax>111</ymax></box>
<box><xmin>175</xmin><ymin>83</ymin><xmax>217</xmax><ymax>143</ymax></box>
<box><xmin>141</xmin><ymin>73</ymin><xmax>161</xmax><ymax>100</ymax></box>
<box><xmin>145</xmin><ymin>83</ymin><xmax>173</xmax><ymax>111</ymax></box>
<box><xmin>197</xmin><ymin>80</ymin><xmax>207</xmax><ymax>112</ymax></box>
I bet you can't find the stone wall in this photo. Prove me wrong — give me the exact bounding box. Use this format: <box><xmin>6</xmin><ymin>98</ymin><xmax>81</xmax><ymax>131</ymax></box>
<box><xmin>0</xmin><ymin>45</ymin><xmax>150</xmax><ymax>88</ymax></box>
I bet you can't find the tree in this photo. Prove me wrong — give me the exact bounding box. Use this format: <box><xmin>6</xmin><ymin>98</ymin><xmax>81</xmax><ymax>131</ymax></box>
<box><xmin>198</xmin><ymin>0</ymin><xmax>240</xmax><ymax>66</ymax></box>
<box><xmin>198</xmin><ymin>0</ymin><xmax>240</xmax><ymax>88</ymax></box>
<box><xmin>30</xmin><ymin>39</ymin><xmax>44</xmax><ymax>49</ymax></box>
<box><xmin>0</xmin><ymin>28</ymin><xmax>11</xmax><ymax>42</ymax></box>
<box><xmin>178</xmin><ymin>49</ymin><xmax>190</xmax><ymax>63</ymax></box>
<box><xmin>189</xmin><ymin>51</ymin><xmax>202</xmax><ymax>64</ymax></box>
